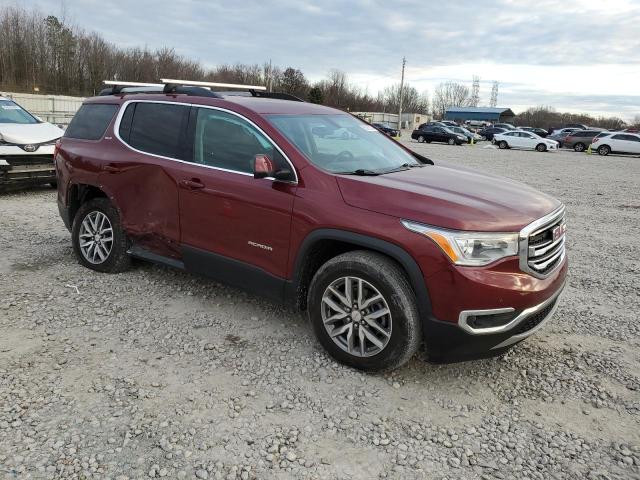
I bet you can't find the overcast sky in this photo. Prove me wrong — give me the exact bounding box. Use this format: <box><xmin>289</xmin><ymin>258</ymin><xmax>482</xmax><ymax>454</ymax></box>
<box><xmin>20</xmin><ymin>0</ymin><xmax>640</xmax><ymax>119</ymax></box>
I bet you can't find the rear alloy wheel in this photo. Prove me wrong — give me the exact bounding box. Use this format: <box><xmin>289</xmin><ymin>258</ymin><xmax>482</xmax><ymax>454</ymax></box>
<box><xmin>574</xmin><ymin>143</ymin><xmax>585</xmax><ymax>152</ymax></box>
<box><xmin>447</xmin><ymin>138</ymin><xmax>455</xmax><ymax>145</ymax></box>
<box><xmin>308</xmin><ymin>251</ymin><xmax>421</xmax><ymax>372</ymax></box>
<box><xmin>72</xmin><ymin>198</ymin><xmax>131</xmax><ymax>273</ymax></box>
<box><xmin>598</xmin><ymin>145</ymin><xmax>610</xmax><ymax>156</ymax></box>
<box><xmin>498</xmin><ymin>140</ymin><xmax>508</xmax><ymax>149</ymax></box>
<box><xmin>536</xmin><ymin>143</ymin><xmax>547</xmax><ymax>152</ymax></box>
<box><xmin>417</xmin><ymin>135</ymin><xmax>425</xmax><ymax>143</ymax></box>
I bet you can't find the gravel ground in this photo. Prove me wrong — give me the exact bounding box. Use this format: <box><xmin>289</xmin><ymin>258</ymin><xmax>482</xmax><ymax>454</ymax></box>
<box><xmin>1</xmin><ymin>142</ymin><xmax>639</xmax><ymax>480</ymax></box>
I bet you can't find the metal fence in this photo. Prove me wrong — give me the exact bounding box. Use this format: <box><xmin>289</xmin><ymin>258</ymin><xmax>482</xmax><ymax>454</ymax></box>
<box><xmin>1</xmin><ymin>91</ymin><xmax>85</xmax><ymax>127</ymax></box>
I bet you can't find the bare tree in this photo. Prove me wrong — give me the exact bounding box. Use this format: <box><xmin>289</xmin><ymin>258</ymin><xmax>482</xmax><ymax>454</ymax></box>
<box><xmin>432</xmin><ymin>81</ymin><xmax>471</xmax><ymax>118</ymax></box>
<box><xmin>380</xmin><ymin>83</ymin><xmax>429</xmax><ymax>114</ymax></box>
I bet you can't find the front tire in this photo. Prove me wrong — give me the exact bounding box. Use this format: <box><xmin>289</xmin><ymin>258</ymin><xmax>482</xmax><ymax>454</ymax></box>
<box><xmin>536</xmin><ymin>143</ymin><xmax>547</xmax><ymax>152</ymax></box>
<box><xmin>447</xmin><ymin>138</ymin><xmax>455</xmax><ymax>145</ymax></box>
<box><xmin>307</xmin><ymin>251</ymin><xmax>421</xmax><ymax>372</ymax></box>
<box><xmin>72</xmin><ymin>198</ymin><xmax>131</xmax><ymax>273</ymax></box>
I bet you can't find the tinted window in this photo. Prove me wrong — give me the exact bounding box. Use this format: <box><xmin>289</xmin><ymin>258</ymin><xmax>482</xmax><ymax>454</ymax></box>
<box><xmin>613</xmin><ymin>134</ymin><xmax>640</xmax><ymax>142</ymax></box>
<box><xmin>65</xmin><ymin>104</ymin><xmax>118</xmax><ymax>140</ymax></box>
<box><xmin>127</xmin><ymin>102</ymin><xmax>189</xmax><ymax>158</ymax></box>
<box><xmin>193</xmin><ymin>108</ymin><xmax>287</xmax><ymax>174</ymax></box>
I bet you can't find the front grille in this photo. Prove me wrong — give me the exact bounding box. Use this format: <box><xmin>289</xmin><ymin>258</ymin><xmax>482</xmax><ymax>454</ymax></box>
<box><xmin>512</xmin><ymin>298</ymin><xmax>557</xmax><ymax>335</ymax></box>
<box><xmin>0</xmin><ymin>154</ymin><xmax>54</xmax><ymax>166</ymax></box>
<box><xmin>520</xmin><ymin>207</ymin><xmax>566</xmax><ymax>278</ymax></box>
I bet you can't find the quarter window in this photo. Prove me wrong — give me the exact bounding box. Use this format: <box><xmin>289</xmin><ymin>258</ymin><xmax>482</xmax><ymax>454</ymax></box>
<box><xmin>193</xmin><ymin>108</ymin><xmax>287</xmax><ymax>174</ymax></box>
<box><xmin>65</xmin><ymin>104</ymin><xmax>118</xmax><ymax>140</ymax></box>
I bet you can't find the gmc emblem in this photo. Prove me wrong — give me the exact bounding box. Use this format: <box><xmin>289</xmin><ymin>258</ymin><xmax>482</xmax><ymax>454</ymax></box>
<box><xmin>552</xmin><ymin>224</ymin><xmax>566</xmax><ymax>241</ymax></box>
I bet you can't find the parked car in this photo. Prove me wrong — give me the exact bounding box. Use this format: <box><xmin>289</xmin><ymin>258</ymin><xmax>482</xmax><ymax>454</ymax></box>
<box><xmin>521</xmin><ymin>127</ymin><xmax>549</xmax><ymax>138</ymax></box>
<box><xmin>493</xmin><ymin>130</ymin><xmax>559</xmax><ymax>152</ymax></box>
<box><xmin>591</xmin><ymin>131</ymin><xmax>640</xmax><ymax>156</ymax></box>
<box><xmin>0</xmin><ymin>95</ymin><xmax>64</xmax><ymax>191</ymax></box>
<box><xmin>565</xmin><ymin>123</ymin><xmax>588</xmax><ymax>130</ymax></box>
<box><xmin>411</xmin><ymin>125</ymin><xmax>466</xmax><ymax>145</ymax></box>
<box><xmin>448</xmin><ymin>126</ymin><xmax>483</xmax><ymax>143</ymax></box>
<box><xmin>478</xmin><ymin>127</ymin><xmax>507</xmax><ymax>141</ymax></box>
<box><xmin>439</xmin><ymin>121</ymin><xmax>458</xmax><ymax>128</ymax></box>
<box><xmin>372</xmin><ymin>122</ymin><xmax>399</xmax><ymax>137</ymax></box>
<box><xmin>548</xmin><ymin>128</ymin><xmax>580</xmax><ymax>147</ymax></box>
<box><xmin>56</xmin><ymin>79</ymin><xmax>567</xmax><ymax>371</ymax></box>
<box><xmin>562</xmin><ymin>130</ymin><xmax>602</xmax><ymax>152</ymax></box>
<box><xmin>465</xmin><ymin>120</ymin><xmax>490</xmax><ymax>128</ymax></box>
<box><xmin>493</xmin><ymin>123</ymin><xmax>516</xmax><ymax>130</ymax></box>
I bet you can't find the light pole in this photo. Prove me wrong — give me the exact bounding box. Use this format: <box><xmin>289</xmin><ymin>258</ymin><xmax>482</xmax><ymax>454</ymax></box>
<box><xmin>397</xmin><ymin>57</ymin><xmax>406</xmax><ymax>137</ymax></box>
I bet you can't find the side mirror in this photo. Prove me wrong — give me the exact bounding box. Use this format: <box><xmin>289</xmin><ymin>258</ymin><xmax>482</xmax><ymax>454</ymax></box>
<box><xmin>254</xmin><ymin>154</ymin><xmax>275</xmax><ymax>179</ymax></box>
<box><xmin>254</xmin><ymin>154</ymin><xmax>294</xmax><ymax>182</ymax></box>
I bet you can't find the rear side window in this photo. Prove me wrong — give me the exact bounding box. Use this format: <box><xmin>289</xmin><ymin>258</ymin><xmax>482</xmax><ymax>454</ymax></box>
<box><xmin>65</xmin><ymin>104</ymin><xmax>118</xmax><ymax>140</ymax></box>
<box><xmin>123</xmin><ymin>102</ymin><xmax>189</xmax><ymax>159</ymax></box>
<box><xmin>612</xmin><ymin>134</ymin><xmax>640</xmax><ymax>142</ymax></box>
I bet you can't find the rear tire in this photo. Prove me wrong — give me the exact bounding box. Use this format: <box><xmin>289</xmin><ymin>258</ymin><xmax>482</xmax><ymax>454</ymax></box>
<box><xmin>536</xmin><ymin>143</ymin><xmax>547</xmax><ymax>152</ymax></box>
<box><xmin>72</xmin><ymin>198</ymin><xmax>131</xmax><ymax>273</ymax></box>
<box><xmin>574</xmin><ymin>143</ymin><xmax>585</xmax><ymax>152</ymax></box>
<box><xmin>417</xmin><ymin>135</ymin><xmax>425</xmax><ymax>143</ymax></box>
<box><xmin>598</xmin><ymin>145</ymin><xmax>610</xmax><ymax>156</ymax></box>
<box><xmin>307</xmin><ymin>251</ymin><xmax>421</xmax><ymax>372</ymax></box>
<box><xmin>498</xmin><ymin>140</ymin><xmax>508</xmax><ymax>149</ymax></box>
<box><xmin>447</xmin><ymin>138</ymin><xmax>455</xmax><ymax>145</ymax></box>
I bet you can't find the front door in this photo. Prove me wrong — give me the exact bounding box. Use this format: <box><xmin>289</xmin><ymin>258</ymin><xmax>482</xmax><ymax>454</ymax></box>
<box><xmin>177</xmin><ymin>106</ymin><xmax>297</xmax><ymax>301</ymax></box>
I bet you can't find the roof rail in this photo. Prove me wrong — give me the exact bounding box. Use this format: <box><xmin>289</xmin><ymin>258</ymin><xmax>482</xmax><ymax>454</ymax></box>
<box><xmin>100</xmin><ymin>80</ymin><xmax>221</xmax><ymax>98</ymax></box>
<box><xmin>160</xmin><ymin>78</ymin><xmax>266</xmax><ymax>91</ymax></box>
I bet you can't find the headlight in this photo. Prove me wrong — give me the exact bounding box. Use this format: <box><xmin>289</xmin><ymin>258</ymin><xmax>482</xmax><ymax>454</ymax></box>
<box><xmin>401</xmin><ymin>220</ymin><xmax>519</xmax><ymax>266</ymax></box>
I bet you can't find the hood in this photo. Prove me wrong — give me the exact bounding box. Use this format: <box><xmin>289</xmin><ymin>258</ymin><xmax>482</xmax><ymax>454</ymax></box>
<box><xmin>336</xmin><ymin>162</ymin><xmax>561</xmax><ymax>232</ymax></box>
<box><xmin>0</xmin><ymin>122</ymin><xmax>64</xmax><ymax>145</ymax></box>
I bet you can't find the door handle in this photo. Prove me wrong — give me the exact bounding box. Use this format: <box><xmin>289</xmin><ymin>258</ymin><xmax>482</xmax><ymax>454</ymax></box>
<box><xmin>179</xmin><ymin>178</ymin><xmax>205</xmax><ymax>190</ymax></box>
<box><xmin>103</xmin><ymin>164</ymin><xmax>122</xmax><ymax>173</ymax></box>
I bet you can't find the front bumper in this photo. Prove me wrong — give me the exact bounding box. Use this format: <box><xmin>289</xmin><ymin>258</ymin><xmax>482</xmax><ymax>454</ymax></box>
<box><xmin>0</xmin><ymin>145</ymin><xmax>56</xmax><ymax>190</ymax></box>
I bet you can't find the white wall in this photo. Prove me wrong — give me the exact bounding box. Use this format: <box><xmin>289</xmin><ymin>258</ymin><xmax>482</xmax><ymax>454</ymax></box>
<box><xmin>1</xmin><ymin>91</ymin><xmax>85</xmax><ymax>126</ymax></box>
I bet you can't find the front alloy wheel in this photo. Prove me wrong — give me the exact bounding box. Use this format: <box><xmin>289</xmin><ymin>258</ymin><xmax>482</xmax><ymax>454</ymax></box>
<box><xmin>321</xmin><ymin>276</ymin><xmax>392</xmax><ymax>357</ymax></box>
<box><xmin>307</xmin><ymin>250</ymin><xmax>421</xmax><ymax>372</ymax></box>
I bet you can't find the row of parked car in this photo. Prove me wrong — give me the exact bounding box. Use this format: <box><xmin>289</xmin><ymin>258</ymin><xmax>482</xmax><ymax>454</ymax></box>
<box><xmin>410</xmin><ymin>119</ymin><xmax>640</xmax><ymax>156</ymax></box>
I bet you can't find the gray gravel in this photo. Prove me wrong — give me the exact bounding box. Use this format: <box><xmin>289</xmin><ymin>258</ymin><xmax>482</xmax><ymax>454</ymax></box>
<box><xmin>1</xmin><ymin>142</ymin><xmax>639</xmax><ymax>479</ymax></box>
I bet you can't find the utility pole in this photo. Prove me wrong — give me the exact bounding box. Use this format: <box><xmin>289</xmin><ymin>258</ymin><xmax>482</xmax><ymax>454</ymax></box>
<box><xmin>490</xmin><ymin>81</ymin><xmax>499</xmax><ymax>108</ymax></box>
<box><xmin>267</xmin><ymin>59</ymin><xmax>273</xmax><ymax>92</ymax></box>
<box><xmin>397</xmin><ymin>57</ymin><xmax>406</xmax><ymax>135</ymax></box>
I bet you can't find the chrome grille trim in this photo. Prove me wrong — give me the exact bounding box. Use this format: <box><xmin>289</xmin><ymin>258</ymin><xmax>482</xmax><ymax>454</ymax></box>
<box><xmin>519</xmin><ymin>205</ymin><xmax>566</xmax><ymax>279</ymax></box>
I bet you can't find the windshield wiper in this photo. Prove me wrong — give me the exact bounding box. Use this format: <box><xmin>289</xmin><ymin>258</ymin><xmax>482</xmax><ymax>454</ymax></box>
<box><xmin>336</xmin><ymin>169</ymin><xmax>380</xmax><ymax>176</ymax></box>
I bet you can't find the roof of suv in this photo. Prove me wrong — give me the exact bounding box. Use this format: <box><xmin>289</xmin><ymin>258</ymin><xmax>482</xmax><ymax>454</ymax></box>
<box><xmin>85</xmin><ymin>92</ymin><xmax>338</xmax><ymax>115</ymax></box>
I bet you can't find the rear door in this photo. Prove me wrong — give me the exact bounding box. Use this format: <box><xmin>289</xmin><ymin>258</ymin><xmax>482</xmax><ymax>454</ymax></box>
<box><xmin>176</xmin><ymin>106</ymin><xmax>297</xmax><ymax>300</ymax></box>
<box><xmin>101</xmin><ymin>100</ymin><xmax>189</xmax><ymax>258</ymax></box>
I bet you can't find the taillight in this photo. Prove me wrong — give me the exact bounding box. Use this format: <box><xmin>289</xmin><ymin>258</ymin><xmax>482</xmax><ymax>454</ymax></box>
<box><xmin>593</xmin><ymin>138</ymin><xmax>600</xmax><ymax>143</ymax></box>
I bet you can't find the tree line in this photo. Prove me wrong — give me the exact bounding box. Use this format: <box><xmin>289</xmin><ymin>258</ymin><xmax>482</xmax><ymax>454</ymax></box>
<box><xmin>0</xmin><ymin>6</ymin><xmax>428</xmax><ymax>114</ymax></box>
<box><xmin>0</xmin><ymin>5</ymin><xmax>634</xmax><ymax>128</ymax></box>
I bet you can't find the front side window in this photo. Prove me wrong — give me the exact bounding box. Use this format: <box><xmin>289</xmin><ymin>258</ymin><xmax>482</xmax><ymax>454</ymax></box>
<box><xmin>267</xmin><ymin>114</ymin><xmax>421</xmax><ymax>174</ymax></box>
<box><xmin>124</xmin><ymin>102</ymin><xmax>189</xmax><ymax>158</ymax></box>
<box><xmin>65</xmin><ymin>104</ymin><xmax>118</xmax><ymax>140</ymax></box>
<box><xmin>193</xmin><ymin>108</ymin><xmax>287</xmax><ymax>174</ymax></box>
<box><xmin>0</xmin><ymin>100</ymin><xmax>39</xmax><ymax>124</ymax></box>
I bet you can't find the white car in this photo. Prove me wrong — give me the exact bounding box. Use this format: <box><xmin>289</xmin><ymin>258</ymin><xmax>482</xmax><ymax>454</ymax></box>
<box><xmin>0</xmin><ymin>96</ymin><xmax>64</xmax><ymax>190</ymax></box>
<box><xmin>493</xmin><ymin>130</ymin><xmax>559</xmax><ymax>152</ymax></box>
<box><xmin>591</xmin><ymin>131</ymin><xmax>640</xmax><ymax>156</ymax></box>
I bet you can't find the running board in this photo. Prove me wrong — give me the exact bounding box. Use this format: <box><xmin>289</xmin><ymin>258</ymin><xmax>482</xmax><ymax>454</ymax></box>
<box><xmin>127</xmin><ymin>245</ymin><xmax>185</xmax><ymax>270</ymax></box>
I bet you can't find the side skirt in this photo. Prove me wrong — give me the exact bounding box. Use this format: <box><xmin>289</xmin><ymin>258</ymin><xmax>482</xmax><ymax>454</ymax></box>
<box><xmin>181</xmin><ymin>245</ymin><xmax>286</xmax><ymax>303</ymax></box>
<box><xmin>127</xmin><ymin>245</ymin><xmax>185</xmax><ymax>270</ymax></box>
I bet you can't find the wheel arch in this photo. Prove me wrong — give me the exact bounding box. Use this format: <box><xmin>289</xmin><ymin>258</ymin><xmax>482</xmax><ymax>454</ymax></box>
<box><xmin>66</xmin><ymin>183</ymin><xmax>110</xmax><ymax>227</ymax></box>
<box><xmin>286</xmin><ymin>229</ymin><xmax>432</xmax><ymax>321</ymax></box>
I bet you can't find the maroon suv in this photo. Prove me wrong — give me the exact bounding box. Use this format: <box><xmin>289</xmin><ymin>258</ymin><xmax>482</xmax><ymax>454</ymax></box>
<box><xmin>56</xmin><ymin>82</ymin><xmax>567</xmax><ymax>371</ymax></box>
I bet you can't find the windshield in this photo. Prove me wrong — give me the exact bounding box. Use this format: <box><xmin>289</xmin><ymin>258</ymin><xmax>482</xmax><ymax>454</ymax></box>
<box><xmin>0</xmin><ymin>100</ymin><xmax>39</xmax><ymax>124</ymax></box>
<box><xmin>267</xmin><ymin>114</ymin><xmax>421</xmax><ymax>174</ymax></box>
